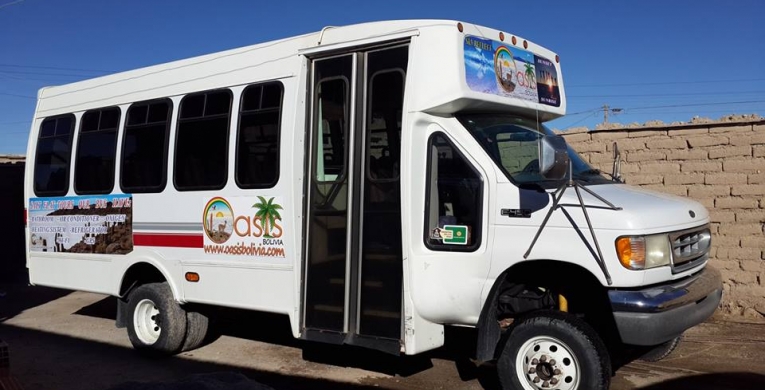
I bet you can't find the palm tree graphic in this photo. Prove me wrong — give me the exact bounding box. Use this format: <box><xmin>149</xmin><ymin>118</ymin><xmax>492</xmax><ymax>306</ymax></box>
<box><xmin>252</xmin><ymin>196</ymin><xmax>283</xmax><ymax>238</ymax></box>
<box><xmin>524</xmin><ymin>63</ymin><xmax>536</xmax><ymax>85</ymax></box>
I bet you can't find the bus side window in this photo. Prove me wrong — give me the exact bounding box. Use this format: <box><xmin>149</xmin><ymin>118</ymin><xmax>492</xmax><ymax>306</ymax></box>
<box><xmin>235</xmin><ymin>82</ymin><xmax>283</xmax><ymax>189</ymax></box>
<box><xmin>34</xmin><ymin>114</ymin><xmax>76</xmax><ymax>196</ymax></box>
<box><xmin>174</xmin><ymin>90</ymin><xmax>232</xmax><ymax>191</ymax></box>
<box><xmin>121</xmin><ymin>99</ymin><xmax>172</xmax><ymax>193</ymax></box>
<box><xmin>74</xmin><ymin>107</ymin><xmax>121</xmax><ymax>194</ymax></box>
<box><xmin>424</xmin><ymin>133</ymin><xmax>483</xmax><ymax>251</ymax></box>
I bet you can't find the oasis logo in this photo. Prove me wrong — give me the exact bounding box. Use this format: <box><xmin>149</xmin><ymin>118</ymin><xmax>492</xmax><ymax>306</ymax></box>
<box><xmin>203</xmin><ymin>196</ymin><xmax>284</xmax><ymax>245</ymax></box>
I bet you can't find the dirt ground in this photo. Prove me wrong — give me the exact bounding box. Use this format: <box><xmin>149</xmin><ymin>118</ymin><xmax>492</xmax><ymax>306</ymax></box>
<box><xmin>1</xmin><ymin>283</ymin><xmax>764</xmax><ymax>390</ymax></box>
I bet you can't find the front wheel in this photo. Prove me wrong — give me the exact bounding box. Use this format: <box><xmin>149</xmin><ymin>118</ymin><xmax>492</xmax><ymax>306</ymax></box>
<box><xmin>497</xmin><ymin>311</ymin><xmax>611</xmax><ymax>390</ymax></box>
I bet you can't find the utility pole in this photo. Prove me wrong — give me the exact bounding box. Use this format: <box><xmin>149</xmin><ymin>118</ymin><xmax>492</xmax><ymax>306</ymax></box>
<box><xmin>602</xmin><ymin>104</ymin><xmax>623</xmax><ymax>124</ymax></box>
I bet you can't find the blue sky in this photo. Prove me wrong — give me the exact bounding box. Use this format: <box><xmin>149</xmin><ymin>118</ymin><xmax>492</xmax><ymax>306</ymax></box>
<box><xmin>1</xmin><ymin>0</ymin><xmax>763</xmax><ymax>154</ymax></box>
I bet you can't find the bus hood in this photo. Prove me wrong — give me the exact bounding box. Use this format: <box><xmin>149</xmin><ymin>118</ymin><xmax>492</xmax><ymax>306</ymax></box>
<box><xmin>550</xmin><ymin>184</ymin><xmax>708</xmax><ymax>232</ymax></box>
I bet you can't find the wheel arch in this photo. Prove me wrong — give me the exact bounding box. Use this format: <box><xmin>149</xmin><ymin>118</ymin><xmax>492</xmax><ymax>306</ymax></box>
<box><xmin>115</xmin><ymin>256</ymin><xmax>182</xmax><ymax>328</ymax></box>
<box><xmin>475</xmin><ymin>260</ymin><xmax>614</xmax><ymax>363</ymax></box>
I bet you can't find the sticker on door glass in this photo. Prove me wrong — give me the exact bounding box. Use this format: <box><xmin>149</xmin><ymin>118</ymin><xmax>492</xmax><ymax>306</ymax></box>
<box><xmin>442</xmin><ymin>225</ymin><xmax>468</xmax><ymax>245</ymax></box>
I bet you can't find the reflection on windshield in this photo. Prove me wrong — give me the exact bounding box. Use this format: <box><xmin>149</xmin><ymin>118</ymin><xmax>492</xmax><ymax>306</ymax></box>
<box><xmin>457</xmin><ymin>114</ymin><xmax>613</xmax><ymax>187</ymax></box>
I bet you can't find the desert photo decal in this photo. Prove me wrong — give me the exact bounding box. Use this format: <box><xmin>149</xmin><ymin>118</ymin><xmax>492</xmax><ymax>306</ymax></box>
<box><xmin>28</xmin><ymin>195</ymin><xmax>133</xmax><ymax>254</ymax></box>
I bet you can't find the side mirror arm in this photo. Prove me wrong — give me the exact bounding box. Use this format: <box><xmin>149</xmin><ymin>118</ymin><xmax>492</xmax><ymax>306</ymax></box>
<box><xmin>611</xmin><ymin>142</ymin><xmax>623</xmax><ymax>183</ymax></box>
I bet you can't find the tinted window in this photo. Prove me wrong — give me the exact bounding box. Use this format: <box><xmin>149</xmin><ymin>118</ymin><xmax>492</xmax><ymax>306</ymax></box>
<box><xmin>174</xmin><ymin>90</ymin><xmax>231</xmax><ymax>190</ymax></box>
<box><xmin>34</xmin><ymin>115</ymin><xmax>75</xmax><ymax>196</ymax></box>
<box><xmin>424</xmin><ymin>133</ymin><xmax>483</xmax><ymax>251</ymax></box>
<box><xmin>315</xmin><ymin>78</ymin><xmax>348</xmax><ymax>182</ymax></box>
<box><xmin>121</xmin><ymin>100</ymin><xmax>172</xmax><ymax>193</ymax></box>
<box><xmin>236</xmin><ymin>82</ymin><xmax>282</xmax><ymax>188</ymax></box>
<box><xmin>74</xmin><ymin>107</ymin><xmax>120</xmax><ymax>194</ymax></box>
<box><xmin>367</xmin><ymin>69</ymin><xmax>405</xmax><ymax>181</ymax></box>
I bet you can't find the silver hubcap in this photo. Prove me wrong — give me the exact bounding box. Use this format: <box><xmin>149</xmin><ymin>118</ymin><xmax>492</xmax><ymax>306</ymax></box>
<box><xmin>516</xmin><ymin>336</ymin><xmax>580</xmax><ymax>390</ymax></box>
<box><xmin>133</xmin><ymin>299</ymin><xmax>161</xmax><ymax>345</ymax></box>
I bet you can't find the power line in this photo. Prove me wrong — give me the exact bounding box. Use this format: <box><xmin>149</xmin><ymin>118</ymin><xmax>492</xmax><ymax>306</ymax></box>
<box><xmin>0</xmin><ymin>63</ymin><xmax>115</xmax><ymax>74</ymax></box>
<box><xmin>619</xmin><ymin>109</ymin><xmax>765</xmax><ymax>116</ymax></box>
<box><xmin>0</xmin><ymin>0</ymin><xmax>25</xmax><ymax>10</ymax></box>
<box><xmin>624</xmin><ymin>100</ymin><xmax>765</xmax><ymax>111</ymax></box>
<box><xmin>570</xmin><ymin>90</ymin><xmax>765</xmax><ymax>98</ymax></box>
<box><xmin>0</xmin><ymin>92</ymin><xmax>35</xmax><ymax>99</ymax></box>
<box><xmin>0</xmin><ymin>69</ymin><xmax>97</xmax><ymax>78</ymax></box>
<box><xmin>0</xmin><ymin>119</ymin><xmax>31</xmax><ymax>125</ymax></box>
<box><xmin>559</xmin><ymin>111</ymin><xmax>599</xmax><ymax>129</ymax></box>
<box><xmin>568</xmin><ymin>78</ymin><xmax>765</xmax><ymax>88</ymax></box>
<box><xmin>566</xmin><ymin>107</ymin><xmax>602</xmax><ymax>116</ymax></box>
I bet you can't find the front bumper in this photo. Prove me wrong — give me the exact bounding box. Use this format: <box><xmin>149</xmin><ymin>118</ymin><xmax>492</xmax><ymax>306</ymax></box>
<box><xmin>608</xmin><ymin>266</ymin><xmax>722</xmax><ymax>346</ymax></box>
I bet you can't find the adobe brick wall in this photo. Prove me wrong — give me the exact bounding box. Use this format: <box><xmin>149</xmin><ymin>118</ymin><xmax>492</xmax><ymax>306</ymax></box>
<box><xmin>560</xmin><ymin>119</ymin><xmax>765</xmax><ymax>320</ymax></box>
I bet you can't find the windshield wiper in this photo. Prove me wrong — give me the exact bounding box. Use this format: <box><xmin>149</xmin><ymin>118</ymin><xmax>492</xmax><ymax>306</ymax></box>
<box><xmin>578</xmin><ymin>168</ymin><xmax>622</xmax><ymax>183</ymax></box>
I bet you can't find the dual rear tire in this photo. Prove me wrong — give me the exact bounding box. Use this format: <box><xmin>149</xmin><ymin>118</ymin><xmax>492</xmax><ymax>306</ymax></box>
<box><xmin>125</xmin><ymin>282</ymin><xmax>209</xmax><ymax>355</ymax></box>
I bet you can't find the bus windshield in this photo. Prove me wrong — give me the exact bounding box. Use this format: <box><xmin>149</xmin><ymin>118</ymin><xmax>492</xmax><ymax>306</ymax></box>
<box><xmin>457</xmin><ymin>114</ymin><xmax>614</xmax><ymax>187</ymax></box>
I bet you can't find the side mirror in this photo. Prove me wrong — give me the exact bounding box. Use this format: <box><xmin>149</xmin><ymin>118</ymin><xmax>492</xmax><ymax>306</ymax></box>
<box><xmin>539</xmin><ymin>135</ymin><xmax>570</xmax><ymax>181</ymax></box>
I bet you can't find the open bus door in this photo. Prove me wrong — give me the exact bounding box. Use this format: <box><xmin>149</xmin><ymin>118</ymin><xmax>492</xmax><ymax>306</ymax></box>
<box><xmin>302</xmin><ymin>44</ymin><xmax>408</xmax><ymax>353</ymax></box>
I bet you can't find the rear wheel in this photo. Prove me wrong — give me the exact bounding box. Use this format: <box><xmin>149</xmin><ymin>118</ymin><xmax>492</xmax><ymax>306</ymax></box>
<box><xmin>182</xmin><ymin>310</ymin><xmax>211</xmax><ymax>352</ymax></box>
<box><xmin>497</xmin><ymin>311</ymin><xmax>611</xmax><ymax>390</ymax></box>
<box><xmin>126</xmin><ymin>282</ymin><xmax>187</xmax><ymax>355</ymax></box>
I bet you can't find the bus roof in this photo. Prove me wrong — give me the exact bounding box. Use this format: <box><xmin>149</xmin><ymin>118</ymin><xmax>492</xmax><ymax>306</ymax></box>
<box><xmin>35</xmin><ymin>20</ymin><xmax>564</xmax><ymax>119</ymax></box>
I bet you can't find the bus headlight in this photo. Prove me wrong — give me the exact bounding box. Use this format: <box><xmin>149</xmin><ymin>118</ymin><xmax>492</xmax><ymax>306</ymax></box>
<box><xmin>616</xmin><ymin>234</ymin><xmax>671</xmax><ymax>270</ymax></box>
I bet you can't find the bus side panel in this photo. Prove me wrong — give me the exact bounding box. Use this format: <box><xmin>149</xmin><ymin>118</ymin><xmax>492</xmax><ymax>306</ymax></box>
<box><xmin>28</xmin><ymin>254</ymin><xmax>115</xmax><ymax>294</ymax></box>
<box><xmin>181</xmin><ymin>264</ymin><xmax>295</xmax><ymax>315</ymax></box>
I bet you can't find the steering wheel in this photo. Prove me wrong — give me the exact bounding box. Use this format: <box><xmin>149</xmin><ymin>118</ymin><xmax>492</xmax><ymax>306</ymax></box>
<box><xmin>521</xmin><ymin>159</ymin><xmax>540</xmax><ymax>173</ymax></box>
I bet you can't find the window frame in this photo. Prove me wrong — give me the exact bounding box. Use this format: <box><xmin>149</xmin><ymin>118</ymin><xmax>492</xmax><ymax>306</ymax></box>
<box><xmin>173</xmin><ymin>88</ymin><xmax>233</xmax><ymax>192</ymax></box>
<box><xmin>423</xmin><ymin>132</ymin><xmax>484</xmax><ymax>253</ymax></box>
<box><xmin>366</xmin><ymin>68</ymin><xmax>406</xmax><ymax>184</ymax></box>
<box><xmin>234</xmin><ymin>81</ymin><xmax>284</xmax><ymax>189</ymax></box>
<box><xmin>119</xmin><ymin>98</ymin><xmax>174</xmax><ymax>194</ymax></box>
<box><xmin>313</xmin><ymin>75</ymin><xmax>350</xmax><ymax>184</ymax></box>
<box><xmin>33</xmin><ymin>114</ymin><xmax>76</xmax><ymax>197</ymax></box>
<box><xmin>73</xmin><ymin>106</ymin><xmax>122</xmax><ymax>195</ymax></box>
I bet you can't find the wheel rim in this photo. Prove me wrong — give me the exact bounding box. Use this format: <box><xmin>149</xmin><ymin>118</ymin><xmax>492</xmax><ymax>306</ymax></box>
<box><xmin>133</xmin><ymin>298</ymin><xmax>161</xmax><ymax>345</ymax></box>
<box><xmin>515</xmin><ymin>335</ymin><xmax>581</xmax><ymax>390</ymax></box>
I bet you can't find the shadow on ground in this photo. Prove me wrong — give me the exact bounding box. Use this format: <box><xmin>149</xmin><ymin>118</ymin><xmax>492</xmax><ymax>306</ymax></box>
<box><xmin>0</xmin><ymin>284</ymin><xmax>71</xmax><ymax>322</ymax></box>
<box><xmin>73</xmin><ymin>296</ymin><xmax>488</xmax><ymax>381</ymax></box>
<box><xmin>0</xmin><ymin>322</ymin><xmax>397</xmax><ymax>390</ymax></box>
<box><xmin>7</xmin><ymin>291</ymin><xmax>764</xmax><ymax>390</ymax></box>
<box><xmin>637</xmin><ymin>372</ymin><xmax>765</xmax><ymax>390</ymax></box>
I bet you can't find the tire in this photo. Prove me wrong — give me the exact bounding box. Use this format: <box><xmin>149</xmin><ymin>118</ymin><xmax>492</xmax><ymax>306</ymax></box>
<box><xmin>497</xmin><ymin>311</ymin><xmax>611</xmax><ymax>390</ymax></box>
<box><xmin>181</xmin><ymin>310</ymin><xmax>210</xmax><ymax>352</ymax></box>
<box><xmin>639</xmin><ymin>335</ymin><xmax>682</xmax><ymax>362</ymax></box>
<box><xmin>126</xmin><ymin>282</ymin><xmax>187</xmax><ymax>355</ymax></box>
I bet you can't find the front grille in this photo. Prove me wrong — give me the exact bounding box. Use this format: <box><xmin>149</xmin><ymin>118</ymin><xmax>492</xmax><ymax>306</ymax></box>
<box><xmin>669</xmin><ymin>226</ymin><xmax>711</xmax><ymax>273</ymax></box>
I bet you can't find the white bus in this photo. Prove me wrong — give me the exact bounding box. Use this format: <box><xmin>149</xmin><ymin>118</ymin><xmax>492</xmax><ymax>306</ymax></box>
<box><xmin>25</xmin><ymin>20</ymin><xmax>721</xmax><ymax>390</ymax></box>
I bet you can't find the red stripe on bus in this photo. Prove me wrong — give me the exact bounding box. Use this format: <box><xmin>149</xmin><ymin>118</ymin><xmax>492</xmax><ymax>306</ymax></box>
<box><xmin>133</xmin><ymin>233</ymin><xmax>203</xmax><ymax>248</ymax></box>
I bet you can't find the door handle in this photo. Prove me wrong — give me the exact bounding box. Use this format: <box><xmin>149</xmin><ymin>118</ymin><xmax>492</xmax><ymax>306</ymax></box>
<box><xmin>501</xmin><ymin>209</ymin><xmax>531</xmax><ymax>218</ymax></box>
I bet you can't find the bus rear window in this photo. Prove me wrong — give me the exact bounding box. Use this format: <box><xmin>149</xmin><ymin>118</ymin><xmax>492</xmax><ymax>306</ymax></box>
<box><xmin>121</xmin><ymin>99</ymin><xmax>172</xmax><ymax>193</ymax></box>
<box><xmin>74</xmin><ymin>107</ymin><xmax>121</xmax><ymax>194</ymax></box>
<box><xmin>33</xmin><ymin>115</ymin><xmax>75</xmax><ymax>196</ymax></box>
